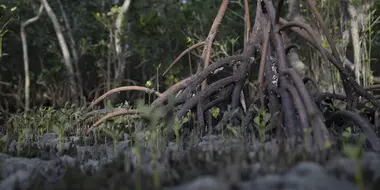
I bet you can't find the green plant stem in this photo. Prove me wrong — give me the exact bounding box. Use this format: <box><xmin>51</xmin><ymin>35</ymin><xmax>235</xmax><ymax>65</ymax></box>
<box><xmin>152</xmin><ymin>150</ymin><xmax>160</xmax><ymax>188</ymax></box>
<box><xmin>59</xmin><ymin>133</ymin><xmax>63</xmax><ymax>153</ymax></box>
<box><xmin>17</xmin><ymin>135</ymin><xmax>22</xmax><ymax>156</ymax></box>
<box><xmin>113</xmin><ymin>139</ymin><xmax>118</xmax><ymax>153</ymax></box>
<box><xmin>355</xmin><ymin>160</ymin><xmax>364</xmax><ymax>190</ymax></box>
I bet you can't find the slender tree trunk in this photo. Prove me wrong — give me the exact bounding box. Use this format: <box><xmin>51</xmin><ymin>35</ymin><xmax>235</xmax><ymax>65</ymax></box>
<box><xmin>113</xmin><ymin>0</ymin><xmax>132</xmax><ymax>87</ymax></box>
<box><xmin>56</xmin><ymin>0</ymin><xmax>86</xmax><ymax>104</ymax></box>
<box><xmin>347</xmin><ymin>3</ymin><xmax>362</xmax><ymax>85</ymax></box>
<box><xmin>339</xmin><ymin>0</ymin><xmax>352</xmax><ymax>72</ymax></box>
<box><xmin>40</xmin><ymin>0</ymin><xmax>78</xmax><ymax>104</ymax></box>
<box><xmin>343</xmin><ymin>0</ymin><xmax>371</xmax><ymax>86</ymax></box>
<box><xmin>21</xmin><ymin>5</ymin><xmax>44</xmax><ymax>112</ymax></box>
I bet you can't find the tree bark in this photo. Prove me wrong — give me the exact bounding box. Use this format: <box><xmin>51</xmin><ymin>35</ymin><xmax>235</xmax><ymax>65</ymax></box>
<box><xmin>347</xmin><ymin>3</ymin><xmax>362</xmax><ymax>85</ymax></box>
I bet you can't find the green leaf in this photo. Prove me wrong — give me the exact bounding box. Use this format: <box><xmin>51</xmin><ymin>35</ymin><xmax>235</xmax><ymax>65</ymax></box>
<box><xmin>0</xmin><ymin>5</ymin><xmax>6</xmax><ymax>9</ymax></box>
<box><xmin>226</xmin><ymin>125</ymin><xmax>239</xmax><ymax>137</ymax></box>
<box><xmin>11</xmin><ymin>6</ymin><xmax>17</xmax><ymax>12</ymax></box>
<box><xmin>145</xmin><ymin>80</ymin><xmax>152</xmax><ymax>88</ymax></box>
<box><xmin>342</xmin><ymin>144</ymin><xmax>361</xmax><ymax>159</ymax></box>
<box><xmin>186</xmin><ymin>37</ymin><xmax>192</xmax><ymax>45</ymax></box>
<box><xmin>210</xmin><ymin>107</ymin><xmax>220</xmax><ymax>118</ymax></box>
<box><xmin>253</xmin><ymin>115</ymin><xmax>260</xmax><ymax>126</ymax></box>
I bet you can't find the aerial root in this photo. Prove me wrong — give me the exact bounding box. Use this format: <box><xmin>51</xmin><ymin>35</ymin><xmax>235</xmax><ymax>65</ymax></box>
<box><xmin>285</xmin><ymin>44</ymin><xmax>300</xmax><ymax>55</ymax></box>
<box><xmin>162</xmin><ymin>41</ymin><xmax>206</xmax><ymax>76</ymax></box>
<box><xmin>314</xmin><ymin>93</ymin><xmax>347</xmax><ymax>104</ymax></box>
<box><xmin>325</xmin><ymin>110</ymin><xmax>380</xmax><ymax>151</ymax></box>
<box><xmin>87</xmin><ymin>108</ymin><xmax>139</xmax><ymax>134</ymax></box>
<box><xmin>85</xmin><ymin>86</ymin><xmax>162</xmax><ymax>112</ymax></box>
<box><xmin>283</xmin><ymin>83</ymin><xmax>310</xmax><ymax>136</ymax></box>
<box><xmin>72</xmin><ymin>0</ymin><xmax>380</xmax><ymax>154</ymax></box>
<box><xmin>74</xmin><ymin>108</ymin><xmax>134</xmax><ymax>126</ymax></box>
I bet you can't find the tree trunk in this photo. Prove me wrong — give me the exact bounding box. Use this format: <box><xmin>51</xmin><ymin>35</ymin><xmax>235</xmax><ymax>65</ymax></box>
<box><xmin>40</xmin><ymin>0</ymin><xmax>79</xmax><ymax>104</ymax></box>
<box><xmin>283</xmin><ymin>0</ymin><xmax>307</xmax><ymax>77</ymax></box>
<box><xmin>347</xmin><ymin>3</ymin><xmax>362</xmax><ymax>85</ymax></box>
<box><xmin>56</xmin><ymin>0</ymin><xmax>86</xmax><ymax>104</ymax></box>
<box><xmin>21</xmin><ymin>5</ymin><xmax>44</xmax><ymax>111</ymax></box>
<box><xmin>113</xmin><ymin>0</ymin><xmax>132</xmax><ymax>87</ymax></box>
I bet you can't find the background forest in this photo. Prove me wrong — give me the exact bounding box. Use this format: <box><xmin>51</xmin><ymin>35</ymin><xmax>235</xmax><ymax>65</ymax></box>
<box><xmin>0</xmin><ymin>0</ymin><xmax>379</xmax><ymax>114</ymax></box>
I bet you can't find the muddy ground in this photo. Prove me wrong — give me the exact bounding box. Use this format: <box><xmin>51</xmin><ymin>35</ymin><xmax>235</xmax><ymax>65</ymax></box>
<box><xmin>0</xmin><ymin>130</ymin><xmax>379</xmax><ymax>190</ymax></box>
